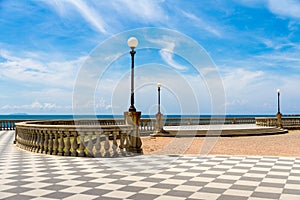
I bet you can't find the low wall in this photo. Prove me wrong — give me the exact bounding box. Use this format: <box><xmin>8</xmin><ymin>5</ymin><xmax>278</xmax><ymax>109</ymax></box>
<box><xmin>140</xmin><ymin>117</ymin><xmax>256</xmax><ymax>133</ymax></box>
<box><xmin>15</xmin><ymin>120</ymin><xmax>135</xmax><ymax>157</ymax></box>
<box><xmin>0</xmin><ymin>120</ymin><xmax>26</xmax><ymax>130</ymax></box>
<box><xmin>2</xmin><ymin>117</ymin><xmax>256</xmax><ymax>132</ymax></box>
<box><xmin>256</xmin><ymin>117</ymin><xmax>300</xmax><ymax>129</ymax></box>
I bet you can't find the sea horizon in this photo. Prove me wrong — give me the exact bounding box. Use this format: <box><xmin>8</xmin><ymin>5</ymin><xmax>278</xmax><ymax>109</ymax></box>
<box><xmin>0</xmin><ymin>113</ymin><xmax>290</xmax><ymax>120</ymax></box>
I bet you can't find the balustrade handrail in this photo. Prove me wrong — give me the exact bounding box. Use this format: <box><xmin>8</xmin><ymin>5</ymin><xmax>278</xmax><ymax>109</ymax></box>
<box><xmin>14</xmin><ymin>120</ymin><xmax>135</xmax><ymax>158</ymax></box>
<box><xmin>1</xmin><ymin>117</ymin><xmax>258</xmax><ymax>132</ymax></box>
<box><xmin>255</xmin><ymin>117</ymin><xmax>300</xmax><ymax>129</ymax></box>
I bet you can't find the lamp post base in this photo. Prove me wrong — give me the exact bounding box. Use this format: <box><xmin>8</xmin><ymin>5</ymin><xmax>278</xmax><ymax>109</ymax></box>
<box><xmin>124</xmin><ymin>111</ymin><xmax>143</xmax><ymax>154</ymax></box>
<box><xmin>276</xmin><ymin>112</ymin><xmax>283</xmax><ymax>128</ymax></box>
<box><xmin>151</xmin><ymin>113</ymin><xmax>169</xmax><ymax>137</ymax></box>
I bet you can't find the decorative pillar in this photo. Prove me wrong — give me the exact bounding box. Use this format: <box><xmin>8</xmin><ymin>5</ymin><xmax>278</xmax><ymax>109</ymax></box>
<box><xmin>124</xmin><ymin>111</ymin><xmax>142</xmax><ymax>153</ymax></box>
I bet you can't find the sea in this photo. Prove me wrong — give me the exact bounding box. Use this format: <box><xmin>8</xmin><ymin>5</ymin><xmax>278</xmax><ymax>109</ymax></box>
<box><xmin>0</xmin><ymin>114</ymin><xmax>276</xmax><ymax>120</ymax></box>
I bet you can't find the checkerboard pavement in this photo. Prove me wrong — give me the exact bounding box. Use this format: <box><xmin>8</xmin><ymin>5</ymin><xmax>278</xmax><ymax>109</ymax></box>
<box><xmin>1</xmin><ymin>130</ymin><xmax>300</xmax><ymax>200</ymax></box>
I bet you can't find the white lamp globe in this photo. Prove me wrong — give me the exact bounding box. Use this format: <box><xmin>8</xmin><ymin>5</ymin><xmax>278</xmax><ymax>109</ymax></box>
<box><xmin>157</xmin><ymin>83</ymin><xmax>161</xmax><ymax>88</ymax></box>
<box><xmin>127</xmin><ymin>37</ymin><xmax>138</xmax><ymax>49</ymax></box>
<box><xmin>277</xmin><ymin>89</ymin><xmax>280</xmax><ymax>94</ymax></box>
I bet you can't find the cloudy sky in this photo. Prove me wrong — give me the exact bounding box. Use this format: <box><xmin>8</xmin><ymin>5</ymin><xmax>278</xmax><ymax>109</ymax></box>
<box><xmin>0</xmin><ymin>0</ymin><xmax>300</xmax><ymax>115</ymax></box>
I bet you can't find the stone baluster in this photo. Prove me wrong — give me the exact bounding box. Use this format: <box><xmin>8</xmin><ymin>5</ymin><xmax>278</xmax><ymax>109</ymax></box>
<box><xmin>104</xmin><ymin>131</ymin><xmax>110</xmax><ymax>157</ymax></box>
<box><xmin>112</xmin><ymin>131</ymin><xmax>118</xmax><ymax>157</ymax></box>
<box><xmin>21</xmin><ymin>129</ymin><xmax>26</xmax><ymax>149</ymax></box>
<box><xmin>35</xmin><ymin>129</ymin><xmax>40</xmax><ymax>152</ymax></box>
<box><xmin>125</xmin><ymin>130</ymin><xmax>132</xmax><ymax>151</ymax></box>
<box><xmin>12</xmin><ymin>121</ymin><xmax>16</xmax><ymax>130</ymax></box>
<box><xmin>17</xmin><ymin>129</ymin><xmax>22</xmax><ymax>148</ymax></box>
<box><xmin>18</xmin><ymin>129</ymin><xmax>22</xmax><ymax>147</ymax></box>
<box><xmin>30</xmin><ymin>129</ymin><xmax>36</xmax><ymax>151</ymax></box>
<box><xmin>27</xmin><ymin>129</ymin><xmax>33</xmax><ymax>150</ymax></box>
<box><xmin>53</xmin><ymin>131</ymin><xmax>59</xmax><ymax>155</ymax></box>
<box><xmin>9</xmin><ymin>121</ymin><xmax>13</xmax><ymax>130</ymax></box>
<box><xmin>147</xmin><ymin>121</ymin><xmax>150</xmax><ymax>131</ymax></box>
<box><xmin>140</xmin><ymin>121</ymin><xmax>144</xmax><ymax>131</ymax></box>
<box><xmin>24</xmin><ymin>129</ymin><xmax>29</xmax><ymax>149</ymax></box>
<box><xmin>58</xmin><ymin>131</ymin><xmax>65</xmax><ymax>156</ymax></box>
<box><xmin>48</xmin><ymin>131</ymin><xmax>53</xmax><ymax>155</ymax></box>
<box><xmin>29</xmin><ymin>130</ymin><xmax>33</xmax><ymax>149</ymax></box>
<box><xmin>26</xmin><ymin>129</ymin><xmax>31</xmax><ymax>150</ymax></box>
<box><xmin>21</xmin><ymin>130</ymin><xmax>26</xmax><ymax>148</ymax></box>
<box><xmin>65</xmin><ymin>131</ymin><xmax>71</xmax><ymax>156</ymax></box>
<box><xmin>0</xmin><ymin>121</ymin><xmax>2</xmax><ymax>130</ymax></box>
<box><xmin>78</xmin><ymin>132</ymin><xmax>86</xmax><ymax>157</ymax></box>
<box><xmin>119</xmin><ymin>131</ymin><xmax>125</xmax><ymax>156</ymax></box>
<box><xmin>25</xmin><ymin>130</ymin><xmax>30</xmax><ymax>150</ymax></box>
<box><xmin>43</xmin><ymin>130</ymin><xmax>49</xmax><ymax>154</ymax></box>
<box><xmin>22</xmin><ymin>129</ymin><xmax>27</xmax><ymax>149</ymax></box>
<box><xmin>94</xmin><ymin>132</ymin><xmax>101</xmax><ymax>157</ymax></box>
<box><xmin>146</xmin><ymin>121</ymin><xmax>149</xmax><ymax>131</ymax></box>
<box><xmin>5</xmin><ymin>121</ymin><xmax>8</xmax><ymax>130</ymax></box>
<box><xmin>29</xmin><ymin>130</ymin><xmax>33</xmax><ymax>150</ymax></box>
<box><xmin>87</xmin><ymin>132</ymin><xmax>94</xmax><ymax>157</ymax></box>
<box><xmin>39</xmin><ymin>130</ymin><xmax>45</xmax><ymax>153</ymax></box>
<box><xmin>20</xmin><ymin>129</ymin><xmax>25</xmax><ymax>149</ymax></box>
<box><xmin>71</xmin><ymin>131</ymin><xmax>78</xmax><ymax>156</ymax></box>
<box><xmin>35</xmin><ymin>130</ymin><xmax>40</xmax><ymax>153</ymax></box>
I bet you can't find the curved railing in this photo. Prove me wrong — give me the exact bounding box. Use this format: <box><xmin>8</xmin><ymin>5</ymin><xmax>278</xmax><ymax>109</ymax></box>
<box><xmin>139</xmin><ymin>117</ymin><xmax>256</xmax><ymax>132</ymax></box>
<box><xmin>0</xmin><ymin>120</ymin><xmax>27</xmax><ymax>130</ymax></box>
<box><xmin>256</xmin><ymin>117</ymin><xmax>300</xmax><ymax>129</ymax></box>
<box><xmin>3</xmin><ymin>117</ymin><xmax>256</xmax><ymax>132</ymax></box>
<box><xmin>15</xmin><ymin>120</ymin><xmax>135</xmax><ymax>157</ymax></box>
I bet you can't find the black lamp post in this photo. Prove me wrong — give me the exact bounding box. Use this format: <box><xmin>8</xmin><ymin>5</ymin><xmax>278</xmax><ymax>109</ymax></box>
<box><xmin>277</xmin><ymin>89</ymin><xmax>280</xmax><ymax>114</ymax></box>
<box><xmin>276</xmin><ymin>88</ymin><xmax>282</xmax><ymax>128</ymax></box>
<box><xmin>127</xmin><ymin>37</ymin><xmax>138</xmax><ymax>112</ymax></box>
<box><xmin>157</xmin><ymin>83</ymin><xmax>161</xmax><ymax>115</ymax></box>
<box><xmin>152</xmin><ymin>83</ymin><xmax>169</xmax><ymax>135</ymax></box>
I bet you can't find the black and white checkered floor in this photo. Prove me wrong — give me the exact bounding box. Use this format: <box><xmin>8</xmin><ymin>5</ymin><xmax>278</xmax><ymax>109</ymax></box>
<box><xmin>1</xmin><ymin>131</ymin><xmax>300</xmax><ymax>200</ymax></box>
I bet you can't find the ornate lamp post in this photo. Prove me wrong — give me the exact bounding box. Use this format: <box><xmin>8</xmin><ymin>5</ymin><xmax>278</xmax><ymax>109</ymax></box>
<box><xmin>152</xmin><ymin>83</ymin><xmax>168</xmax><ymax>135</ymax></box>
<box><xmin>127</xmin><ymin>37</ymin><xmax>138</xmax><ymax>112</ymax></box>
<box><xmin>157</xmin><ymin>83</ymin><xmax>161</xmax><ymax>114</ymax></box>
<box><xmin>277</xmin><ymin>89</ymin><xmax>280</xmax><ymax>114</ymax></box>
<box><xmin>276</xmin><ymin>89</ymin><xmax>282</xmax><ymax>128</ymax></box>
<box><xmin>124</xmin><ymin>37</ymin><xmax>142</xmax><ymax>153</ymax></box>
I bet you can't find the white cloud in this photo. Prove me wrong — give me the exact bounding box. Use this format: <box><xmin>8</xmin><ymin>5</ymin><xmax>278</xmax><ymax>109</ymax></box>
<box><xmin>44</xmin><ymin>0</ymin><xmax>107</xmax><ymax>34</ymax></box>
<box><xmin>223</xmin><ymin>68</ymin><xmax>264</xmax><ymax>91</ymax></box>
<box><xmin>226</xmin><ymin>99</ymin><xmax>249</xmax><ymax>107</ymax></box>
<box><xmin>238</xmin><ymin>0</ymin><xmax>300</xmax><ymax>19</ymax></box>
<box><xmin>95</xmin><ymin>97</ymin><xmax>112</xmax><ymax>111</ymax></box>
<box><xmin>267</xmin><ymin>0</ymin><xmax>300</xmax><ymax>19</ymax></box>
<box><xmin>0</xmin><ymin>50</ymin><xmax>86</xmax><ymax>87</ymax></box>
<box><xmin>148</xmin><ymin>37</ymin><xmax>188</xmax><ymax>71</ymax></box>
<box><xmin>181</xmin><ymin>11</ymin><xmax>222</xmax><ymax>38</ymax></box>
<box><xmin>0</xmin><ymin>101</ymin><xmax>66</xmax><ymax>112</ymax></box>
<box><xmin>66</xmin><ymin>0</ymin><xmax>107</xmax><ymax>34</ymax></box>
<box><xmin>112</xmin><ymin>0</ymin><xmax>166</xmax><ymax>22</ymax></box>
<box><xmin>44</xmin><ymin>0</ymin><xmax>166</xmax><ymax>34</ymax></box>
<box><xmin>160</xmin><ymin>50</ymin><xmax>187</xmax><ymax>71</ymax></box>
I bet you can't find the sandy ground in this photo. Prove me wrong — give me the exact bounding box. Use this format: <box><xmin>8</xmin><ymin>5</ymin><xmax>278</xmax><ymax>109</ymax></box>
<box><xmin>141</xmin><ymin>130</ymin><xmax>300</xmax><ymax>157</ymax></box>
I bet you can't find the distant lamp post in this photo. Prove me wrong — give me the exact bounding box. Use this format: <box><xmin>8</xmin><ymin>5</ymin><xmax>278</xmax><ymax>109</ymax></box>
<box><xmin>157</xmin><ymin>83</ymin><xmax>161</xmax><ymax>114</ymax></box>
<box><xmin>276</xmin><ymin>89</ymin><xmax>282</xmax><ymax>128</ymax></box>
<box><xmin>277</xmin><ymin>89</ymin><xmax>281</xmax><ymax>114</ymax></box>
<box><xmin>152</xmin><ymin>83</ymin><xmax>168</xmax><ymax>136</ymax></box>
<box><xmin>127</xmin><ymin>37</ymin><xmax>138</xmax><ymax>112</ymax></box>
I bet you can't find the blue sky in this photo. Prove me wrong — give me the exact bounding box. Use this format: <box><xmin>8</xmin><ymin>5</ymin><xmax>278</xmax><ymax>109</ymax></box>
<box><xmin>0</xmin><ymin>0</ymin><xmax>300</xmax><ymax>115</ymax></box>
